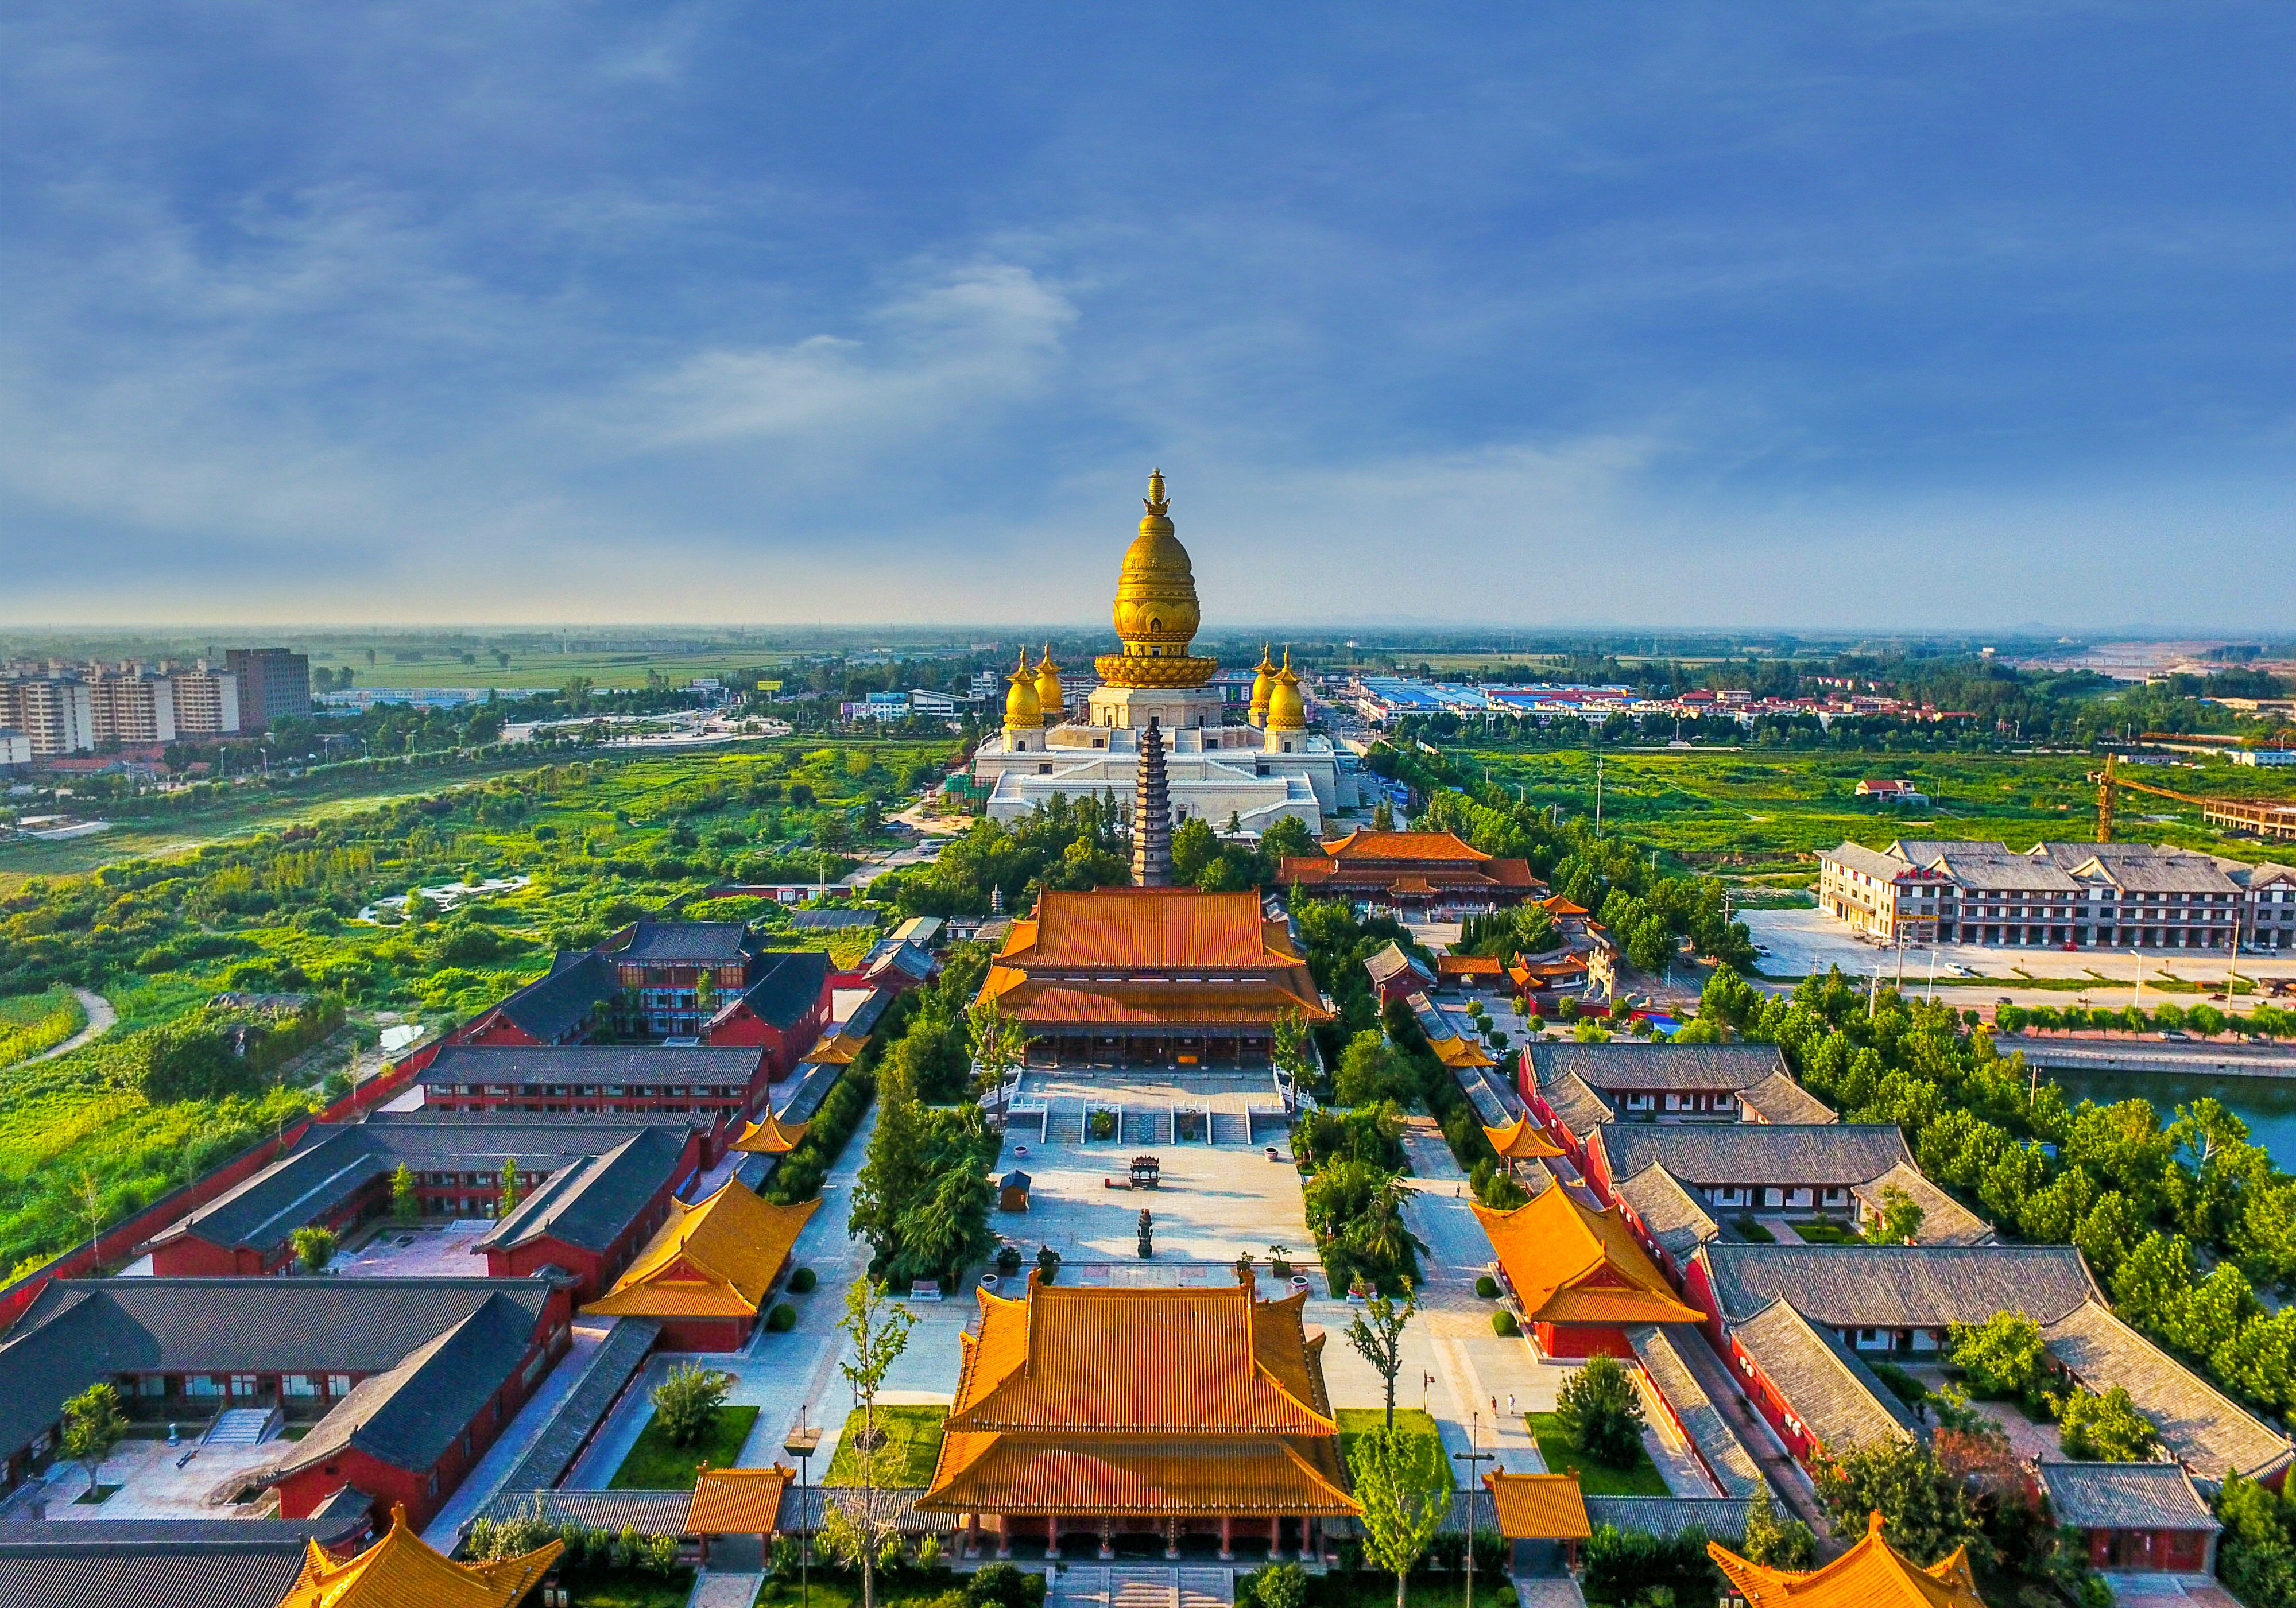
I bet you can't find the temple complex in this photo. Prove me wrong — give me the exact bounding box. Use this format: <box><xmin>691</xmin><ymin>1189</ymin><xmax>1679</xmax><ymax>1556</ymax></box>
<box><xmin>916</xmin><ymin>1276</ymin><xmax>1357</xmax><ymax>1561</ymax></box>
<box><xmin>971</xmin><ymin>472</ymin><xmax>1352</xmax><ymax>832</ymax></box>
<box><xmin>977</xmin><ymin>886</ymin><xmax>1330</xmax><ymax>1069</ymax></box>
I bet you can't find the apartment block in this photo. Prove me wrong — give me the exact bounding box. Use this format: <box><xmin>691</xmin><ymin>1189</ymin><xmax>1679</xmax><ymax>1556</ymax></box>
<box><xmin>224</xmin><ymin>647</ymin><xmax>311</xmax><ymax>731</ymax></box>
<box><xmin>88</xmin><ymin>667</ymin><xmax>177</xmax><ymax>745</ymax></box>
<box><xmin>0</xmin><ymin>676</ymin><xmax>94</xmax><ymax>757</ymax></box>
<box><xmin>167</xmin><ymin>660</ymin><xmax>242</xmax><ymax>735</ymax></box>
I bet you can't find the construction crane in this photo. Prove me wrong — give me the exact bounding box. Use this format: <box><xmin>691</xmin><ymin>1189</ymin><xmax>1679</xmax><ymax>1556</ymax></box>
<box><xmin>2092</xmin><ymin>751</ymin><xmax>2296</xmax><ymax>843</ymax></box>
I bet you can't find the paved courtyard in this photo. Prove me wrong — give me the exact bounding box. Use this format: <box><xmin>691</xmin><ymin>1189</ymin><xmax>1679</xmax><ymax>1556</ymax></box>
<box><xmin>329</xmin><ymin>1220</ymin><xmax>494</xmax><ymax>1277</ymax></box>
<box><xmin>26</xmin><ymin>1434</ymin><xmax>285</xmax><ymax>1521</ymax></box>
<box><xmin>1744</xmin><ymin>906</ymin><xmax>2296</xmax><ymax>987</ymax></box>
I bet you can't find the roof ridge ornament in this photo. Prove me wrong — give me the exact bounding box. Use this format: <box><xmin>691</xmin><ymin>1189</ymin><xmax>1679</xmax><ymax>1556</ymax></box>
<box><xmin>1144</xmin><ymin>467</ymin><xmax>1168</xmax><ymax>516</ymax></box>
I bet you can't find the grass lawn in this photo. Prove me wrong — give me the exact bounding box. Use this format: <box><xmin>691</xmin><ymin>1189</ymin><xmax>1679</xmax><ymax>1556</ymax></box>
<box><xmin>1791</xmin><ymin>1218</ymin><xmax>1864</xmax><ymax>1245</ymax></box>
<box><xmin>823</xmin><ymin>1406</ymin><xmax>946</xmax><ymax>1487</ymax></box>
<box><xmin>1316</xmin><ymin>1578</ymin><xmax>1519</xmax><ymax>1608</ymax></box>
<box><xmin>1336</xmin><ymin>1407</ymin><xmax>1443</xmax><ymax>1468</ymax></box>
<box><xmin>755</xmin><ymin>1572</ymin><xmax>982</xmax><ymax>1608</ymax></box>
<box><xmin>609</xmin><ymin>1406</ymin><xmax>758</xmax><ymax>1490</ymax></box>
<box><xmin>1523</xmin><ymin>1412</ymin><xmax>1669</xmax><ymax>1496</ymax></box>
<box><xmin>71</xmin><ymin>1484</ymin><xmax>122</xmax><ymax>1505</ymax></box>
<box><xmin>563</xmin><ymin>1567</ymin><xmax>695</xmax><ymax>1608</ymax></box>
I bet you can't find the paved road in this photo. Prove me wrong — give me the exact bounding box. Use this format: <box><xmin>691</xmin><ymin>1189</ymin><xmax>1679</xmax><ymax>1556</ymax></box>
<box><xmin>3</xmin><ymin>987</ymin><xmax>116</xmax><ymax>1071</ymax></box>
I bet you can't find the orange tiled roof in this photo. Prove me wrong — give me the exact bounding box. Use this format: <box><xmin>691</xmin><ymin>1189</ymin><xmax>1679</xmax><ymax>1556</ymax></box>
<box><xmin>982</xmin><ymin>979</ymin><xmax>1330</xmax><ymax>1028</ymax></box>
<box><xmin>919</xmin><ymin>1437</ymin><xmax>1355</xmax><ymax>1517</ymax></box>
<box><xmin>1320</xmin><ymin>830</ymin><xmax>1491</xmax><ymax>862</ymax></box>
<box><xmin>731</xmin><ymin>1108</ymin><xmax>810</xmax><ymax>1154</ymax></box>
<box><xmin>1540</xmin><ymin>897</ymin><xmax>1590</xmax><ymax>916</ymax></box>
<box><xmin>1484</xmin><ymin>1115</ymin><xmax>1565</xmax><ymax>1161</ymax></box>
<box><xmin>688</xmin><ymin>1465</ymin><xmax>793</xmax><ymax>1534</ymax></box>
<box><xmin>582</xmin><ymin>1180</ymin><xmax>820</xmax><ymax>1320</ymax></box>
<box><xmin>1485</xmin><ymin>1472</ymin><xmax>1591</xmax><ymax>1540</ymax></box>
<box><xmin>1390</xmin><ymin>875</ymin><xmax>1436</xmax><ymax>896</ymax></box>
<box><xmin>1709</xmin><ymin>1512</ymin><xmax>1987</xmax><ymax>1608</ymax></box>
<box><xmin>276</xmin><ymin>1505</ymin><xmax>559</xmax><ymax>1608</ymax></box>
<box><xmin>1430</xmin><ymin>1034</ymin><xmax>1497</xmax><ymax>1070</ymax></box>
<box><xmin>1007</xmin><ymin>888</ymin><xmax>1298</xmax><ymax>970</ymax></box>
<box><xmin>1437</xmin><ymin>954</ymin><xmax>1506</xmax><ymax>975</ymax></box>
<box><xmin>1473</xmin><ymin>1189</ymin><xmax>1705</xmax><ymax>1328</ymax></box>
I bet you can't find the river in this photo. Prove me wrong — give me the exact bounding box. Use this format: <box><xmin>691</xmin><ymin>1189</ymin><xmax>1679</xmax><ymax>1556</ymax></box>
<box><xmin>2052</xmin><ymin>1069</ymin><xmax>2296</xmax><ymax>1169</ymax></box>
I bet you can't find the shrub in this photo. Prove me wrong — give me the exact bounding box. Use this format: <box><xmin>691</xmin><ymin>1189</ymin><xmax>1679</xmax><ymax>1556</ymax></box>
<box><xmin>1475</xmin><ymin>1274</ymin><xmax>1500</xmax><ymax>1299</ymax></box>
<box><xmin>1253</xmin><ymin>1563</ymin><xmax>1307</xmax><ymax>1608</ymax></box>
<box><xmin>650</xmin><ymin>1362</ymin><xmax>733</xmax><ymax>1447</ymax></box>
<box><xmin>766</xmin><ymin>1303</ymin><xmax>799</xmax><ymax>1332</ymax></box>
<box><xmin>2058</xmin><ymin>1385</ymin><xmax>2158</xmax><ymax>1462</ymax></box>
<box><xmin>996</xmin><ymin>1243</ymin><xmax>1023</xmax><ymax>1276</ymax></box>
<box><xmin>1492</xmin><ymin>1311</ymin><xmax>1519</xmax><ymax>1336</ymax></box>
<box><xmin>1557</xmin><ymin>1354</ymin><xmax>1646</xmax><ymax>1467</ymax></box>
<box><xmin>788</xmin><ymin>1266</ymin><xmax>818</xmax><ymax>1293</ymax></box>
<box><xmin>966</xmin><ymin>1560</ymin><xmax>1046</xmax><ymax>1608</ymax></box>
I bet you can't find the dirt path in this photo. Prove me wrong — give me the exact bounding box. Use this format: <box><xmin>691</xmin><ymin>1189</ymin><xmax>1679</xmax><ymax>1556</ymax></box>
<box><xmin>8</xmin><ymin>987</ymin><xmax>117</xmax><ymax>1070</ymax></box>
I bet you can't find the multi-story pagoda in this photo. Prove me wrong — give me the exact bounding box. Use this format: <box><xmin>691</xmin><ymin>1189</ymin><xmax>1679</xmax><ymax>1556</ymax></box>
<box><xmin>970</xmin><ymin>471</ymin><xmax>1352</xmax><ymax>832</ymax></box>
<box><xmin>916</xmin><ymin>1276</ymin><xmax>1357</xmax><ymax>1561</ymax></box>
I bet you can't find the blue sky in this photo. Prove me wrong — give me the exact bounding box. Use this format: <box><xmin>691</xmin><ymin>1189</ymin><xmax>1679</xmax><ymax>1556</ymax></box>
<box><xmin>1</xmin><ymin>3</ymin><xmax>2290</xmax><ymax>630</ymax></box>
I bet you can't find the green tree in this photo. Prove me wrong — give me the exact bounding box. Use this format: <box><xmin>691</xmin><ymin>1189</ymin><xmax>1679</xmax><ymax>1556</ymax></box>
<box><xmin>1947</xmin><ymin>1311</ymin><xmax>2046</xmax><ymax>1404</ymax></box>
<box><xmin>1348</xmin><ymin>1422</ymin><xmax>1453</xmax><ymax>1608</ymax></box>
<box><xmin>967</xmin><ymin>997</ymin><xmax>1028</xmax><ymax>1133</ymax></box>
<box><xmin>1372</xmin><ymin>798</ymin><xmax>1395</xmax><ymax>832</ymax></box>
<box><xmin>1557</xmin><ymin>1354</ymin><xmax>1645</xmax><ymax>1467</ymax></box>
<box><xmin>290</xmin><ymin>1225</ymin><xmax>337</xmax><ymax>1273</ymax></box>
<box><xmin>1172</xmin><ymin>816</ymin><xmax>1221</xmax><ymax>884</ymax></box>
<box><xmin>1336</xmin><ymin>1031</ymin><xmax>1415</xmax><ymax>1107</ymax></box>
<box><xmin>650</xmin><ymin>1362</ymin><xmax>733</xmax><ymax>1447</ymax></box>
<box><xmin>1272</xmin><ymin>1006</ymin><xmax>1315</xmax><ymax>1108</ymax></box>
<box><xmin>498</xmin><ymin>1157</ymin><xmax>522</xmax><ymax>1216</ymax></box>
<box><xmin>833</xmin><ymin>1278</ymin><xmax>916</xmax><ymax>1608</ymax></box>
<box><xmin>390</xmin><ymin>1163</ymin><xmax>420</xmax><ymax>1223</ymax></box>
<box><xmin>60</xmin><ymin>1382</ymin><xmax>126</xmax><ymax>1497</ymax></box>
<box><xmin>1739</xmin><ymin>1482</ymin><xmax>1818</xmax><ymax>1569</ymax></box>
<box><xmin>2057</xmin><ymin>1386</ymin><xmax>2158</xmax><ymax>1462</ymax></box>
<box><xmin>1868</xmin><ymin>1184</ymin><xmax>1925</xmax><ymax>1246</ymax></box>
<box><xmin>1345</xmin><ymin>1284</ymin><xmax>1419</xmax><ymax>1429</ymax></box>
<box><xmin>1810</xmin><ymin>1441</ymin><xmax>1987</xmax><ymax>1567</ymax></box>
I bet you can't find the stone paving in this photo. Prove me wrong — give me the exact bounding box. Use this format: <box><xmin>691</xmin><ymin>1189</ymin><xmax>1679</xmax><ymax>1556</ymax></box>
<box><xmin>26</xmin><ymin>1433</ymin><xmax>284</xmax><ymax>1520</ymax></box>
<box><xmin>330</xmin><ymin>1220</ymin><xmax>494</xmax><ymax>1278</ymax></box>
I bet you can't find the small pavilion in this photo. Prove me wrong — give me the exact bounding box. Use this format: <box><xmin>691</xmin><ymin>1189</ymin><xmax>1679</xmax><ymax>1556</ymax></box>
<box><xmin>582</xmin><ymin>1179</ymin><xmax>820</xmax><ymax>1350</ymax></box>
<box><xmin>1482</xmin><ymin>1114</ymin><xmax>1565</xmax><ymax>1176</ymax></box>
<box><xmin>688</xmin><ymin>1465</ymin><xmax>795</xmax><ymax>1564</ymax></box>
<box><xmin>731</xmin><ymin>1107</ymin><xmax>810</xmax><ymax>1155</ymax></box>
<box><xmin>1710</xmin><ymin>1511</ymin><xmax>1990</xmax><ymax>1608</ymax></box>
<box><xmin>1473</xmin><ymin>1187</ymin><xmax>1704</xmax><ymax>1358</ymax></box>
<box><xmin>274</xmin><ymin>1504</ymin><xmax>559</xmax><ymax>1607</ymax></box>
<box><xmin>1484</xmin><ymin>1472</ymin><xmax>1592</xmax><ymax>1572</ymax></box>
<box><xmin>916</xmin><ymin>1275</ymin><xmax>1357</xmax><ymax>1561</ymax></box>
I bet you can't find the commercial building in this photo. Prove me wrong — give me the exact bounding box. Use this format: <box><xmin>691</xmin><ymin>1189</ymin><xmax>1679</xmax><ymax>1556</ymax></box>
<box><xmin>1817</xmin><ymin>838</ymin><xmax>2294</xmax><ymax>951</ymax></box>
<box><xmin>976</xmin><ymin>886</ymin><xmax>1331</xmax><ymax>1070</ymax></box>
<box><xmin>970</xmin><ymin>474</ymin><xmax>1353</xmax><ymax>832</ymax></box>
<box><xmin>913</xmin><ymin>1277</ymin><xmax>1357</xmax><ymax>1560</ymax></box>
<box><xmin>225</xmin><ymin>647</ymin><xmax>312</xmax><ymax>731</ymax></box>
<box><xmin>0</xmin><ymin>729</ymin><xmax>27</xmax><ymax>769</ymax></box>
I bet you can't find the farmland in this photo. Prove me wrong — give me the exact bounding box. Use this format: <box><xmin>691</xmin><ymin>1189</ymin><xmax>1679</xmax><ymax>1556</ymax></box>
<box><xmin>0</xmin><ymin>739</ymin><xmax>957</xmax><ymax>1276</ymax></box>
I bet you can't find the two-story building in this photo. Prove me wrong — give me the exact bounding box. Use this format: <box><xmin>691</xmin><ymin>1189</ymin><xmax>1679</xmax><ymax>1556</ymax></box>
<box><xmin>1523</xmin><ymin>1043</ymin><xmax>1834</xmax><ymax>1169</ymax></box>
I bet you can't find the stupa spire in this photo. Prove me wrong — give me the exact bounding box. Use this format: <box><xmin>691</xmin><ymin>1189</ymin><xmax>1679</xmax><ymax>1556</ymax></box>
<box><xmin>1132</xmin><ymin>717</ymin><xmax>1173</xmax><ymax>887</ymax></box>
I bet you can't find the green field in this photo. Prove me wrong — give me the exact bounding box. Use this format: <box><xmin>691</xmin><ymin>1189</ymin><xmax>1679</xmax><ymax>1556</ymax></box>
<box><xmin>1455</xmin><ymin>748</ymin><xmax>2287</xmax><ymax>874</ymax></box>
<box><xmin>0</xmin><ymin>739</ymin><xmax>955</xmax><ymax>1276</ymax></box>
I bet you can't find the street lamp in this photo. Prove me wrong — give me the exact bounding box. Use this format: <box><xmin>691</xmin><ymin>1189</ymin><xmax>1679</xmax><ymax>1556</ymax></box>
<box><xmin>783</xmin><ymin>1411</ymin><xmax>822</xmax><ymax>1608</ymax></box>
<box><xmin>1453</xmin><ymin>1412</ymin><xmax>1494</xmax><ymax>1608</ymax></box>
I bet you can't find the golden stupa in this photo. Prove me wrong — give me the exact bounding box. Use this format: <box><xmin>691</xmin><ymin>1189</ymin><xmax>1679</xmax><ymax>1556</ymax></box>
<box><xmin>1265</xmin><ymin>648</ymin><xmax>1306</xmax><ymax>731</ymax></box>
<box><xmin>1004</xmin><ymin>650</ymin><xmax>1043</xmax><ymax>730</ymax></box>
<box><xmin>1249</xmin><ymin>644</ymin><xmax>1279</xmax><ymax>721</ymax></box>
<box><xmin>1094</xmin><ymin>469</ymin><xmax>1219</xmax><ymax>689</ymax></box>
<box><xmin>1033</xmin><ymin>645</ymin><xmax>1064</xmax><ymax>720</ymax></box>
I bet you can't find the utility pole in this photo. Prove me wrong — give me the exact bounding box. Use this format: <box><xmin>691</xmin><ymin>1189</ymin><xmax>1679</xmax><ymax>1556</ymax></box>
<box><xmin>1454</xmin><ymin>1413</ymin><xmax>1495</xmax><ymax>1608</ymax></box>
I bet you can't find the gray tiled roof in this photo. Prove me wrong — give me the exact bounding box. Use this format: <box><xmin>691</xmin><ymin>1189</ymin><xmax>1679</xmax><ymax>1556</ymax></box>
<box><xmin>0</xmin><ymin>1516</ymin><xmax>367</xmax><ymax>1551</ymax></box>
<box><xmin>1736</xmin><ymin>1071</ymin><xmax>1838</xmax><ymax>1127</ymax></box>
<box><xmin>489</xmin><ymin>951</ymin><xmax>618</xmax><ymax>1041</ymax></box>
<box><xmin>790</xmin><ymin>909</ymin><xmax>881</xmax><ymax>931</ymax></box>
<box><xmin>152</xmin><ymin>1119</ymin><xmax>677</xmax><ymax>1255</ymax></box>
<box><xmin>1598</xmin><ymin>1125</ymin><xmax>1911</xmax><ymax>1190</ymax></box>
<box><xmin>608</xmin><ymin>921</ymin><xmax>757</xmax><ymax>964</ymax></box>
<box><xmin>1626</xmin><ymin>1326</ymin><xmax>1767</xmax><ymax>1498</ymax></box>
<box><xmin>2038</xmin><ymin>1462</ymin><xmax>2220</xmax><ymax>1533</ymax></box>
<box><xmin>1697</xmin><ymin>1242</ymin><xmax>2100</xmax><ymax>1327</ymax></box>
<box><xmin>1530</xmin><ymin>1042</ymin><xmax>1790</xmax><ymax>1094</ymax></box>
<box><xmin>246</xmin><ymin>1291</ymin><xmax>544</xmax><ymax>1480</ymax></box>
<box><xmin>474</xmin><ymin>1127</ymin><xmax>688</xmax><ymax>1254</ymax></box>
<box><xmin>421</xmin><ymin>1043</ymin><xmax>767</xmax><ymax>1089</ymax></box>
<box><xmin>1365</xmin><ymin>940</ymin><xmax>1435</xmax><ymax>988</ymax></box>
<box><xmin>478</xmin><ymin>1489</ymin><xmax>696</xmax><ymax>1537</ymax></box>
<box><xmin>1614</xmin><ymin>1164</ymin><xmax>1720</xmax><ymax>1260</ymax></box>
<box><xmin>1821</xmin><ymin>842</ymin><xmax>1921</xmax><ymax>880</ymax></box>
<box><xmin>1849</xmin><ymin>1163</ymin><xmax>1995</xmax><ymax>1246</ymax></box>
<box><xmin>490</xmin><ymin>1318</ymin><xmax>661</xmax><ymax>1494</ymax></box>
<box><xmin>2041</xmin><ymin>1300</ymin><xmax>2294</xmax><ymax>1482</ymax></box>
<box><xmin>1582</xmin><ymin>1496</ymin><xmax>1750</xmax><ymax>1543</ymax></box>
<box><xmin>1538</xmin><ymin>1069</ymin><xmax>1614</xmax><ymax>1139</ymax></box>
<box><xmin>0</xmin><ymin>1278</ymin><xmax>553</xmax><ymax>1462</ymax></box>
<box><xmin>0</xmin><ymin>1548</ymin><xmax>312</xmax><ymax>1608</ymax></box>
<box><xmin>1729</xmin><ymin>1299</ymin><xmax>1918</xmax><ymax>1454</ymax></box>
<box><xmin>734</xmin><ymin>948</ymin><xmax>831</xmax><ymax>1029</ymax></box>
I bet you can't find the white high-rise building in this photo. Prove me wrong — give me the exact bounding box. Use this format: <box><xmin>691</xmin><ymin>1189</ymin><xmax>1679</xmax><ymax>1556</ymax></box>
<box><xmin>0</xmin><ymin>676</ymin><xmax>95</xmax><ymax>757</ymax></box>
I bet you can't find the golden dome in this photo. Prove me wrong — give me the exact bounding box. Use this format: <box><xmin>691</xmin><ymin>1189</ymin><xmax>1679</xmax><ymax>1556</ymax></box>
<box><xmin>1265</xmin><ymin>648</ymin><xmax>1306</xmax><ymax>731</ymax></box>
<box><xmin>1004</xmin><ymin>651</ymin><xmax>1042</xmax><ymax>730</ymax></box>
<box><xmin>1249</xmin><ymin>643</ymin><xmax>1279</xmax><ymax>721</ymax></box>
<box><xmin>1033</xmin><ymin>645</ymin><xmax>1063</xmax><ymax>721</ymax></box>
<box><xmin>1097</xmin><ymin>468</ymin><xmax>1218</xmax><ymax>689</ymax></box>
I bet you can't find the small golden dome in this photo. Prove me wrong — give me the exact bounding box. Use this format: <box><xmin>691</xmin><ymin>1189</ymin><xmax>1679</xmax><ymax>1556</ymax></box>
<box><xmin>1004</xmin><ymin>650</ymin><xmax>1042</xmax><ymax>730</ymax></box>
<box><xmin>1249</xmin><ymin>643</ymin><xmax>1278</xmax><ymax>720</ymax></box>
<box><xmin>1034</xmin><ymin>645</ymin><xmax>1063</xmax><ymax>721</ymax></box>
<box><xmin>1265</xmin><ymin>648</ymin><xmax>1307</xmax><ymax>730</ymax></box>
<box><xmin>1111</xmin><ymin>467</ymin><xmax>1202</xmax><ymax>654</ymax></box>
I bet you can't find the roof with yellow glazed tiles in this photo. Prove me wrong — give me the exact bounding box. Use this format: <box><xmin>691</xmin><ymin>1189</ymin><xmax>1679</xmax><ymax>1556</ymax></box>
<box><xmin>688</xmin><ymin>1465</ymin><xmax>793</xmax><ymax>1534</ymax></box>
<box><xmin>1709</xmin><ymin>1513</ymin><xmax>1987</xmax><ymax>1608</ymax></box>
<box><xmin>1485</xmin><ymin>1114</ymin><xmax>1566</xmax><ymax>1160</ymax></box>
<box><xmin>1473</xmin><ymin>1189</ymin><xmax>1705</xmax><ymax>1328</ymax></box>
<box><xmin>731</xmin><ymin>1109</ymin><xmax>810</xmax><ymax>1154</ymax></box>
<box><xmin>274</xmin><ymin>1505</ymin><xmax>560</xmax><ymax>1608</ymax></box>
<box><xmin>1319</xmin><ymin>830</ymin><xmax>1492</xmax><ymax>862</ymax></box>
<box><xmin>1001</xmin><ymin>888</ymin><xmax>1301</xmax><ymax>970</ymax></box>
<box><xmin>1486</xmin><ymin>1473</ymin><xmax>1592</xmax><ymax>1540</ymax></box>
<box><xmin>582</xmin><ymin>1180</ymin><xmax>819</xmax><ymax>1320</ymax></box>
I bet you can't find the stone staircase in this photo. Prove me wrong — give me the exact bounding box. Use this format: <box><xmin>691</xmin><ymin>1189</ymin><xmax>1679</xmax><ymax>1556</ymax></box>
<box><xmin>204</xmin><ymin>1408</ymin><xmax>280</xmax><ymax>1448</ymax></box>
<box><xmin>1048</xmin><ymin>1566</ymin><xmax>1234</xmax><ymax>1608</ymax></box>
<box><xmin>1209</xmin><ymin>1110</ymin><xmax>1252</xmax><ymax>1146</ymax></box>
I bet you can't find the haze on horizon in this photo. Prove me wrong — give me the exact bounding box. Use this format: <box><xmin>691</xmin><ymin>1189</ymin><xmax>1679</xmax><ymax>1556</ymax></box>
<box><xmin>1</xmin><ymin>5</ymin><xmax>2291</xmax><ymax>633</ymax></box>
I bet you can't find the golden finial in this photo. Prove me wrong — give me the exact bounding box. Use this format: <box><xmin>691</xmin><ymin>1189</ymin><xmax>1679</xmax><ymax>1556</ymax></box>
<box><xmin>1144</xmin><ymin>468</ymin><xmax>1168</xmax><ymax>516</ymax></box>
